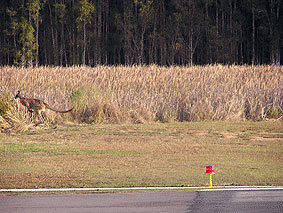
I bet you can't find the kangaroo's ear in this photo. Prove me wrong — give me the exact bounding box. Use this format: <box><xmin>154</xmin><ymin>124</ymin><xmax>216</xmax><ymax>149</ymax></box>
<box><xmin>15</xmin><ymin>90</ymin><xmax>21</xmax><ymax>99</ymax></box>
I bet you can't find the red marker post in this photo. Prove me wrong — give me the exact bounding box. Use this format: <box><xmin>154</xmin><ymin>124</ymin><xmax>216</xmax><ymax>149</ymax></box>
<box><xmin>206</xmin><ymin>165</ymin><xmax>215</xmax><ymax>187</ymax></box>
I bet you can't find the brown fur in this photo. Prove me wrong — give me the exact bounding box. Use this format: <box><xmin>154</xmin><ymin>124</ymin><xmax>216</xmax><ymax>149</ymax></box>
<box><xmin>15</xmin><ymin>90</ymin><xmax>73</xmax><ymax>123</ymax></box>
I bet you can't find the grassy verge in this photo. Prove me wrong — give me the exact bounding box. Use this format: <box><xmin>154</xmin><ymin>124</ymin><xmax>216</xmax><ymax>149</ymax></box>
<box><xmin>0</xmin><ymin>121</ymin><xmax>282</xmax><ymax>189</ymax></box>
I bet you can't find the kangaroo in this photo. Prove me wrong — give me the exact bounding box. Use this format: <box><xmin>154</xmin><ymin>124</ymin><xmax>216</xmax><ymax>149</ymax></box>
<box><xmin>14</xmin><ymin>90</ymin><xmax>73</xmax><ymax>123</ymax></box>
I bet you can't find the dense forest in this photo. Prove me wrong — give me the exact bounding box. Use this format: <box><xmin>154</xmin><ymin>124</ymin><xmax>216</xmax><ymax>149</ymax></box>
<box><xmin>0</xmin><ymin>0</ymin><xmax>282</xmax><ymax>66</ymax></box>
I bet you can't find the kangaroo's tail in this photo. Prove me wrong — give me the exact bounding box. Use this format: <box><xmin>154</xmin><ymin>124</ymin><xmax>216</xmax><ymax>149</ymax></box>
<box><xmin>46</xmin><ymin>105</ymin><xmax>73</xmax><ymax>113</ymax></box>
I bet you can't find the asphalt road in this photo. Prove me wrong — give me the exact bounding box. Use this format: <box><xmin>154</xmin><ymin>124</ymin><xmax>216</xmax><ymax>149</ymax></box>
<box><xmin>0</xmin><ymin>189</ymin><xmax>282</xmax><ymax>213</ymax></box>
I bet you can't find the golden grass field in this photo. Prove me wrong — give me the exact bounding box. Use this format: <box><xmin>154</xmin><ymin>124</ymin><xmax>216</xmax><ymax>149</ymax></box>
<box><xmin>0</xmin><ymin>65</ymin><xmax>282</xmax><ymax>131</ymax></box>
<box><xmin>0</xmin><ymin>65</ymin><xmax>282</xmax><ymax>189</ymax></box>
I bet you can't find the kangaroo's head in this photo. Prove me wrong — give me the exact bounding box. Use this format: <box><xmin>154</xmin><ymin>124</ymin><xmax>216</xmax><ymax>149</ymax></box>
<box><xmin>14</xmin><ymin>90</ymin><xmax>21</xmax><ymax>99</ymax></box>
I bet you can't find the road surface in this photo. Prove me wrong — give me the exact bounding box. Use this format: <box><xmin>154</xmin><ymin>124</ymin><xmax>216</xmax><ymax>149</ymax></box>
<box><xmin>0</xmin><ymin>189</ymin><xmax>282</xmax><ymax>212</ymax></box>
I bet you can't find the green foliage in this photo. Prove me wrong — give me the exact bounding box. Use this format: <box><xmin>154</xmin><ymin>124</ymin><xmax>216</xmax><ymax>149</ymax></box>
<box><xmin>71</xmin><ymin>85</ymin><xmax>95</xmax><ymax>108</ymax></box>
<box><xmin>14</xmin><ymin>18</ymin><xmax>36</xmax><ymax>67</ymax></box>
<box><xmin>4</xmin><ymin>8</ymin><xmax>18</xmax><ymax>36</ymax></box>
<box><xmin>26</xmin><ymin>0</ymin><xmax>41</xmax><ymax>20</ymax></box>
<box><xmin>70</xmin><ymin>85</ymin><xmax>99</xmax><ymax>123</ymax></box>
<box><xmin>4</xmin><ymin>0</ymin><xmax>41</xmax><ymax>67</ymax></box>
<box><xmin>70</xmin><ymin>84</ymin><xmax>124</xmax><ymax>124</ymax></box>
<box><xmin>76</xmin><ymin>0</ymin><xmax>95</xmax><ymax>28</ymax></box>
<box><xmin>71</xmin><ymin>86</ymin><xmax>86</xmax><ymax>107</ymax></box>
<box><xmin>138</xmin><ymin>0</ymin><xmax>154</xmax><ymax>23</ymax></box>
<box><xmin>0</xmin><ymin>93</ymin><xmax>10</xmax><ymax>117</ymax></box>
<box><xmin>0</xmin><ymin>93</ymin><xmax>23</xmax><ymax>130</ymax></box>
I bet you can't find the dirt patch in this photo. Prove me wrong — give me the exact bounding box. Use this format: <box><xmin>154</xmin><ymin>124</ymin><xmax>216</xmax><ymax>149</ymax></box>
<box><xmin>251</xmin><ymin>136</ymin><xmax>283</xmax><ymax>141</ymax></box>
<box><xmin>250</xmin><ymin>133</ymin><xmax>283</xmax><ymax>141</ymax></box>
<box><xmin>220</xmin><ymin>132</ymin><xmax>238</xmax><ymax>139</ymax></box>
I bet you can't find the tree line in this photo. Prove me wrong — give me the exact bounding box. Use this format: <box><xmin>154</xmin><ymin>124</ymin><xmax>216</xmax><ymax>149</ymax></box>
<box><xmin>1</xmin><ymin>0</ymin><xmax>282</xmax><ymax>67</ymax></box>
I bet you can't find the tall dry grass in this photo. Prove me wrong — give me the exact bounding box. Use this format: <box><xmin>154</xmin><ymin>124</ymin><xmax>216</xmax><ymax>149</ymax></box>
<box><xmin>0</xmin><ymin>65</ymin><xmax>282</xmax><ymax>129</ymax></box>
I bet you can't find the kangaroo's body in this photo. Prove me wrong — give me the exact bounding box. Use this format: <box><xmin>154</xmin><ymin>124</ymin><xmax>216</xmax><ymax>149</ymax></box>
<box><xmin>14</xmin><ymin>90</ymin><xmax>73</xmax><ymax>123</ymax></box>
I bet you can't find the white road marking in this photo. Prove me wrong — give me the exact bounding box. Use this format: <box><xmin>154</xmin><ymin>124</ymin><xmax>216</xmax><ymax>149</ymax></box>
<box><xmin>0</xmin><ymin>186</ymin><xmax>282</xmax><ymax>193</ymax></box>
<box><xmin>200</xmin><ymin>187</ymin><xmax>283</xmax><ymax>191</ymax></box>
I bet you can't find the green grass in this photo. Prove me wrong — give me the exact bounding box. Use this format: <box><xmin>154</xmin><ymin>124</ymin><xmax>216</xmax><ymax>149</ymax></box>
<box><xmin>0</xmin><ymin>121</ymin><xmax>282</xmax><ymax>189</ymax></box>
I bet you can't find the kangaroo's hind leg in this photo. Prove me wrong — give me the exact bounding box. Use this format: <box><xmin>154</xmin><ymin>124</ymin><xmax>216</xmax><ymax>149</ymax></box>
<box><xmin>38</xmin><ymin>111</ymin><xmax>46</xmax><ymax>124</ymax></box>
<box><xmin>26</xmin><ymin>109</ymin><xmax>34</xmax><ymax>123</ymax></box>
<box><xmin>33</xmin><ymin>111</ymin><xmax>45</xmax><ymax>126</ymax></box>
<box><xmin>28</xmin><ymin>110</ymin><xmax>41</xmax><ymax>125</ymax></box>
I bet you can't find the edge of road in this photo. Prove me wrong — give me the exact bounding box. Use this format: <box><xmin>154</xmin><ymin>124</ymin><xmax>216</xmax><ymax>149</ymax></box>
<box><xmin>0</xmin><ymin>186</ymin><xmax>282</xmax><ymax>193</ymax></box>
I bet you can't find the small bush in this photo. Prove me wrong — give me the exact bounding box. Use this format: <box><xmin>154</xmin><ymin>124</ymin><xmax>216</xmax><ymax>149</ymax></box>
<box><xmin>0</xmin><ymin>92</ymin><xmax>29</xmax><ymax>131</ymax></box>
